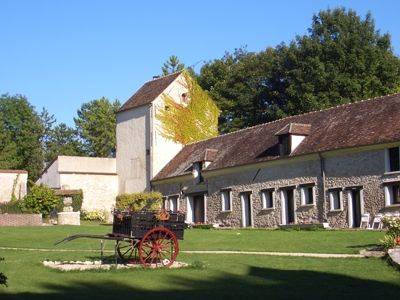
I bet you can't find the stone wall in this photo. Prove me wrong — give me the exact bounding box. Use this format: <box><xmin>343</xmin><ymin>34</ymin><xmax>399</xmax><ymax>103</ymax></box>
<box><xmin>153</xmin><ymin>146</ymin><xmax>400</xmax><ymax>228</ymax></box>
<box><xmin>0</xmin><ymin>214</ymin><xmax>42</xmax><ymax>226</ymax></box>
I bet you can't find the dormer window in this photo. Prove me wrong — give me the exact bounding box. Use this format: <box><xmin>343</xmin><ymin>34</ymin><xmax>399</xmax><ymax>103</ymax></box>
<box><xmin>275</xmin><ymin>123</ymin><xmax>311</xmax><ymax>156</ymax></box>
<box><xmin>278</xmin><ymin>135</ymin><xmax>291</xmax><ymax>156</ymax></box>
<box><xmin>192</xmin><ymin>162</ymin><xmax>203</xmax><ymax>183</ymax></box>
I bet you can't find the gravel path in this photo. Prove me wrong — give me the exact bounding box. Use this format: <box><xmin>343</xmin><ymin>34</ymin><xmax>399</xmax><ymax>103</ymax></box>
<box><xmin>0</xmin><ymin>246</ymin><xmax>363</xmax><ymax>258</ymax></box>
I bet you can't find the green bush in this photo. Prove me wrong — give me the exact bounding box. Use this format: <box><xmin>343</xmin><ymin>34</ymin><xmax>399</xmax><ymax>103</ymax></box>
<box><xmin>21</xmin><ymin>184</ymin><xmax>59</xmax><ymax>217</ymax></box>
<box><xmin>116</xmin><ymin>191</ymin><xmax>163</xmax><ymax>211</ymax></box>
<box><xmin>380</xmin><ymin>216</ymin><xmax>400</xmax><ymax>250</ymax></box>
<box><xmin>0</xmin><ymin>200</ymin><xmax>24</xmax><ymax>214</ymax></box>
<box><xmin>0</xmin><ymin>257</ymin><xmax>7</xmax><ymax>287</ymax></box>
<box><xmin>55</xmin><ymin>192</ymin><xmax>83</xmax><ymax>212</ymax></box>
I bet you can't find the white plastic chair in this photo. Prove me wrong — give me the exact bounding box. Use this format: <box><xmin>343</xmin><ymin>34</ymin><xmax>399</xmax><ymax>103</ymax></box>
<box><xmin>370</xmin><ymin>213</ymin><xmax>383</xmax><ymax>230</ymax></box>
<box><xmin>359</xmin><ymin>213</ymin><xmax>370</xmax><ymax>229</ymax></box>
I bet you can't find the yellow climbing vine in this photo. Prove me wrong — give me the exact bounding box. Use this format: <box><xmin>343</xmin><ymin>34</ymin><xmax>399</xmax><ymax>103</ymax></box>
<box><xmin>156</xmin><ymin>71</ymin><xmax>219</xmax><ymax>145</ymax></box>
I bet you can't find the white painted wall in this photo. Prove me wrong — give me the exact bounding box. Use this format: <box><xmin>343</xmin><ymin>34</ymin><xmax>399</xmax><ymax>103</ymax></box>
<box><xmin>59</xmin><ymin>173</ymin><xmax>118</xmax><ymax>211</ymax></box>
<box><xmin>116</xmin><ymin>73</ymin><xmax>185</xmax><ymax>194</ymax></box>
<box><xmin>36</xmin><ymin>156</ymin><xmax>118</xmax><ymax>211</ymax></box>
<box><xmin>36</xmin><ymin>160</ymin><xmax>60</xmax><ymax>188</ymax></box>
<box><xmin>116</xmin><ymin>105</ymin><xmax>150</xmax><ymax>193</ymax></box>
<box><xmin>0</xmin><ymin>171</ymin><xmax>28</xmax><ymax>203</ymax></box>
<box><xmin>291</xmin><ymin>135</ymin><xmax>306</xmax><ymax>152</ymax></box>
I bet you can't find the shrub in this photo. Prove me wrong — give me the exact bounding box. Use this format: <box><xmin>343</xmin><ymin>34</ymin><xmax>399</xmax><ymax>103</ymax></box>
<box><xmin>81</xmin><ymin>210</ymin><xmax>107</xmax><ymax>222</ymax></box>
<box><xmin>380</xmin><ymin>216</ymin><xmax>400</xmax><ymax>250</ymax></box>
<box><xmin>0</xmin><ymin>200</ymin><xmax>24</xmax><ymax>214</ymax></box>
<box><xmin>0</xmin><ymin>257</ymin><xmax>7</xmax><ymax>287</ymax></box>
<box><xmin>116</xmin><ymin>192</ymin><xmax>162</xmax><ymax>211</ymax></box>
<box><xmin>21</xmin><ymin>184</ymin><xmax>59</xmax><ymax>217</ymax></box>
<box><xmin>55</xmin><ymin>192</ymin><xmax>83</xmax><ymax>212</ymax></box>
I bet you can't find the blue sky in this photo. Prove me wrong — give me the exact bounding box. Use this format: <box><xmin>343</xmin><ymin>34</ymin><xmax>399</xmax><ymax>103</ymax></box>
<box><xmin>1</xmin><ymin>0</ymin><xmax>399</xmax><ymax>125</ymax></box>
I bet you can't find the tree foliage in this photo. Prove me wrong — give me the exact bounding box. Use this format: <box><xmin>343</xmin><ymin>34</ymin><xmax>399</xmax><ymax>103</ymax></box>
<box><xmin>74</xmin><ymin>97</ymin><xmax>120</xmax><ymax>157</ymax></box>
<box><xmin>156</xmin><ymin>71</ymin><xmax>220</xmax><ymax>144</ymax></box>
<box><xmin>198</xmin><ymin>8</ymin><xmax>400</xmax><ymax>133</ymax></box>
<box><xmin>44</xmin><ymin>123</ymin><xmax>83</xmax><ymax>162</ymax></box>
<box><xmin>162</xmin><ymin>55</ymin><xmax>185</xmax><ymax>75</ymax></box>
<box><xmin>0</xmin><ymin>94</ymin><xmax>45</xmax><ymax>180</ymax></box>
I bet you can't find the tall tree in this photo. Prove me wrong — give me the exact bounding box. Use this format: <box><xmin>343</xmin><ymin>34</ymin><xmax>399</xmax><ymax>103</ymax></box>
<box><xmin>74</xmin><ymin>97</ymin><xmax>120</xmax><ymax>157</ymax></box>
<box><xmin>162</xmin><ymin>55</ymin><xmax>185</xmax><ymax>75</ymax></box>
<box><xmin>198</xmin><ymin>8</ymin><xmax>400</xmax><ymax>133</ymax></box>
<box><xmin>0</xmin><ymin>94</ymin><xmax>45</xmax><ymax>180</ymax></box>
<box><xmin>44</xmin><ymin>123</ymin><xmax>84</xmax><ymax>162</ymax></box>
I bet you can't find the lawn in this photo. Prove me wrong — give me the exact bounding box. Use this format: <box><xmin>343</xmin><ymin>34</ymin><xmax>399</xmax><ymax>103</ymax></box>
<box><xmin>1</xmin><ymin>224</ymin><xmax>399</xmax><ymax>299</ymax></box>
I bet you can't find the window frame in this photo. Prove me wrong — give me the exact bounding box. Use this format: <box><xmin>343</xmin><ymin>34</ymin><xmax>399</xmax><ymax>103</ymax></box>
<box><xmin>384</xmin><ymin>182</ymin><xmax>400</xmax><ymax>206</ymax></box>
<box><xmin>329</xmin><ymin>188</ymin><xmax>343</xmax><ymax>211</ymax></box>
<box><xmin>300</xmin><ymin>184</ymin><xmax>315</xmax><ymax>206</ymax></box>
<box><xmin>221</xmin><ymin>189</ymin><xmax>232</xmax><ymax>212</ymax></box>
<box><xmin>386</xmin><ymin>147</ymin><xmax>400</xmax><ymax>173</ymax></box>
<box><xmin>168</xmin><ymin>195</ymin><xmax>179</xmax><ymax>212</ymax></box>
<box><xmin>260</xmin><ymin>189</ymin><xmax>275</xmax><ymax>210</ymax></box>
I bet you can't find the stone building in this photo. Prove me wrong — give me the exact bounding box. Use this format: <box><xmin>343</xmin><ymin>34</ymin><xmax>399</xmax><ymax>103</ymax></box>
<box><xmin>37</xmin><ymin>156</ymin><xmax>118</xmax><ymax>211</ymax></box>
<box><xmin>149</xmin><ymin>93</ymin><xmax>400</xmax><ymax>228</ymax></box>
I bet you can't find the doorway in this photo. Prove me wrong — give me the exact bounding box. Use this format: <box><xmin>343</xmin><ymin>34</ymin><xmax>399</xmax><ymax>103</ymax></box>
<box><xmin>241</xmin><ymin>193</ymin><xmax>252</xmax><ymax>227</ymax></box>
<box><xmin>186</xmin><ymin>194</ymin><xmax>205</xmax><ymax>224</ymax></box>
<box><xmin>281</xmin><ymin>188</ymin><xmax>295</xmax><ymax>225</ymax></box>
<box><xmin>349</xmin><ymin>188</ymin><xmax>363</xmax><ymax>228</ymax></box>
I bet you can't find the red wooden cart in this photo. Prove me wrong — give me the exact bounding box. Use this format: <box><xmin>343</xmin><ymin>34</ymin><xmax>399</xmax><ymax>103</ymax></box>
<box><xmin>55</xmin><ymin>210</ymin><xmax>185</xmax><ymax>268</ymax></box>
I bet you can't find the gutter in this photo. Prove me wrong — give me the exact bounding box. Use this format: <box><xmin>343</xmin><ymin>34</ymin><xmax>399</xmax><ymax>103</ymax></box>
<box><xmin>318</xmin><ymin>152</ymin><xmax>326</xmax><ymax>221</ymax></box>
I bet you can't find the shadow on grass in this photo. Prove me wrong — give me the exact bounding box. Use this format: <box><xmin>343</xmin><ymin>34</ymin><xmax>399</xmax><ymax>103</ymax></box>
<box><xmin>1</xmin><ymin>266</ymin><xmax>399</xmax><ymax>300</ymax></box>
<box><xmin>346</xmin><ymin>243</ymin><xmax>380</xmax><ymax>249</ymax></box>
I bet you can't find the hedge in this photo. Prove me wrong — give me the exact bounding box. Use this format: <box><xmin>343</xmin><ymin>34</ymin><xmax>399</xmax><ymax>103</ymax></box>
<box><xmin>116</xmin><ymin>191</ymin><xmax>163</xmax><ymax>211</ymax></box>
<box><xmin>55</xmin><ymin>192</ymin><xmax>83</xmax><ymax>212</ymax></box>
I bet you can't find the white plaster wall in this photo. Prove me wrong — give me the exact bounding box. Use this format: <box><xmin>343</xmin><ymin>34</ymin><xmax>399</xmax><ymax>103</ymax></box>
<box><xmin>291</xmin><ymin>135</ymin><xmax>306</xmax><ymax>152</ymax></box>
<box><xmin>0</xmin><ymin>172</ymin><xmax>28</xmax><ymax>203</ymax></box>
<box><xmin>36</xmin><ymin>160</ymin><xmax>60</xmax><ymax>188</ymax></box>
<box><xmin>116</xmin><ymin>105</ymin><xmax>150</xmax><ymax>193</ymax></box>
<box><xmin>60</xmin><ymin>173</ymin><xmax>118</xmax><ymax>211</ymax></box>
<box><xmin>151</xmin><ymin>74</ymin><xmax>186</xmax><ymax>178</ymax></box>
<box><xmin>58</xmin><ymin>156</ymin><xmax>116</xmax><ymax>174</ymax></box>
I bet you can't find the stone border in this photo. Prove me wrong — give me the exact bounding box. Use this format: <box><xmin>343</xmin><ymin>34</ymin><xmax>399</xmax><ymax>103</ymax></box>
<box><xmin>388</xmin><ymin>248</ymin><xmax>400</xmax><ymax>269</ymax></box>
<box><xmin>0</xmin><ymin>214</ymin><xmax>42</xmax><ymax>226</ymax></box>
<box><xmin>43</xmin><ymin>260</ymin><xmax>189</xmax><ymax>271</ymax></box>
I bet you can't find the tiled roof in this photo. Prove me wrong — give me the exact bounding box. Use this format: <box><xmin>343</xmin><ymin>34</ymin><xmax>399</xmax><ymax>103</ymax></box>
<box><xmin>0</xmin><ymin>169</ymin><xmax>28</xmax><ymax>174</ymax></box>
<box><xmin>153</xmin><ymin>93</ymin><xmax>400</xmax><ymax>181</ymax></box>
<box><xmin>275</xmin><ymin>123</ymin><xmax>311</xmax><ymax>136</ymax></box>
<box><xmin>118</xmin><ymin>72</ymin><xmax>182</xmax><ymax>112</ymax></box>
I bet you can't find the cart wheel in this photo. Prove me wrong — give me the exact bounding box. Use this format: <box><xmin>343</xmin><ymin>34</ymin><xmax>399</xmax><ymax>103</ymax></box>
<box><xmin>116</xmin><ymin>240</ymin><xmax>136</xmax><ymax>261</ymax></box>
<box><xmin>138</xmin><ymin>227</ymin><xmax>179</xmax><ymax>268</ymax></box>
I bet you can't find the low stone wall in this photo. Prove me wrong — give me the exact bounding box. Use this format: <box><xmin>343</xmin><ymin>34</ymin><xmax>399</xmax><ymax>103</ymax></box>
<box><xmin>0</xmin><ymin>214</ymin><xmax>42</xmax><ymax>226</ymax></box>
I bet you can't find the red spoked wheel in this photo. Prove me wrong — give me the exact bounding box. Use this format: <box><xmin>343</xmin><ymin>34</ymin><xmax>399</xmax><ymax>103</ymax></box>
<box><xmin>116</xmin><ymin>239</ymin><xmax>138</xmax><ymax>262</ymax></box>
<box><xmin>138</xmin><ymin>227</ymin><xmax>179</xmax><ymax>268</ymax></box>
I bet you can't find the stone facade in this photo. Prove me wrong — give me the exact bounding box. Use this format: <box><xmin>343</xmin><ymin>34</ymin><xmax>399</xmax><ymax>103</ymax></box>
<box><xmin>153</xmin><ymin>145</ymin><xmax>400</xmax><ymax>228</ymax></box>
<box><xmin>0</xmin><ymin>170</ymin><xmax>28</xmax><ymax>203</ymax></box>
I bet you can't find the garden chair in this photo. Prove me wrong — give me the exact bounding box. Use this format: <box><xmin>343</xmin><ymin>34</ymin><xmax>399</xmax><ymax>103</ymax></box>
<box><xmin>370</xmin><ymin>213</ymin><xmax>383</xmax><ymax>230</ymax></box>
<box><xmin>359</xmin><ymin>213</ymin><xmax>370</xmax><ymax>229</ymax></box>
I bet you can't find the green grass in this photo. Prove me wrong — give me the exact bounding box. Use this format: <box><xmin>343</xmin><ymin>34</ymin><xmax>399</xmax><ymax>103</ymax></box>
<box><xmin>0</xmin><ymin>224</ymin><xmax>385</xmax><ymax>253</ymax></box>
<box><xmin>0</xmin><ymin>224</ymin><xmax>398</xmax><ymax>299</ymax></box>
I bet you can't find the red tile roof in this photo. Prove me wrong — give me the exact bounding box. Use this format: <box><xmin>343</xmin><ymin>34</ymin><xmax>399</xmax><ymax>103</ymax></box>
<box><xmin>153</xmin><ymin>93</ymin><xmax>400</xmax><ymax>181</ymax></box>
<box><xmin>0</xmin><ymin>170</ymin><xmax>28</xmax><ymax>174</ymax></box>
<box><xmin>118</xmin><ymin>72</ymin><xmax>182</xmax><ymax>112</ymax></box>
<box><xmin>275</xmin><ymin>123</ymin><xmax>311</xmax><ymax>136</ymax></box>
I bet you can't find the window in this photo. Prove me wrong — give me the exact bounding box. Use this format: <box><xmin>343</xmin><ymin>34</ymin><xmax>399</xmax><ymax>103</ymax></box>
<box><xmin>169</xmin><ymin>196</ymin><xmax>178</xmax><ymax>212</ymax></box>
<box><xmin>221</xmin><ymin>190</ymin><xmax>232</xmax><ymax>211</ymax></box>
<box><xmin>384</xmin><ymin>183</ymin><xmax>400</xmax><ymax>206</ymax></box>
<box><xmin>300</xmin><ymin>185</ymin><xmax>314</xmax><ymax>205</ymax></box>
<box><xmin>261</xmin><ymin>189</ymin><xmax>274</xmax><ymax>209</ymax></box>
<box><xmin>329</xmin><ymin>189</ymin><xmax>342</xmax><ymax>211</ymax></box>
<box><xmin>192</xmin><ymin>162</ymin><xmax>204</xmax><ymax>183</ymax></box>
<box><xmin>279</xmin><ymin>135</ymin><xmax>291</xmax><ymax>156</ymax></box>
<box><xmin>388</xmin><ymin>147</ymin><xmax>400</xmax><ymax>172</ymax></box>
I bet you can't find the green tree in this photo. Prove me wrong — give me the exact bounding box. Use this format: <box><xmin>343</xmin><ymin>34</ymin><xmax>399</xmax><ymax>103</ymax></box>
<box><xmin>0</xmin><ymin>94</ymin><xmax>45</xmax><ymax>180</ymax></box>
<box><xmin>44</xmin><ymin>123</ymin><xmax>84</xmax><ymax>162</ymax></box>
<box><xmin>74</xmin><ymin>97</ymin><xmax>120</xmax><ymax>157</ymax></box>
<box><xmin>162</xmin><ymin>55</ymin><xmax>185</xmax><ymax>75</ymax></box>
<box><xmin>198</xmin><ymin>8</ymin><xmax>400</xmax><ymax>133</ymax></box>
